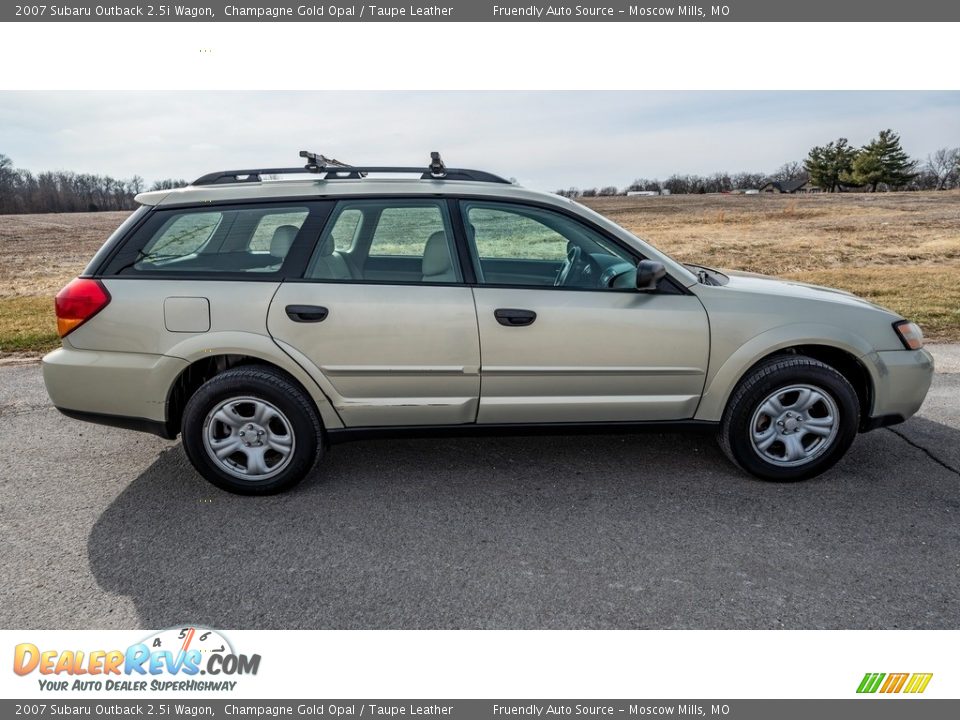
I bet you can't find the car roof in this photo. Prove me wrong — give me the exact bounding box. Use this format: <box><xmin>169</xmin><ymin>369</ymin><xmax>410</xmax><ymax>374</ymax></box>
<box><xmin>135</xmin><ymin>178</ymin><xmax>576</xmax><ymax>209</ymax></box>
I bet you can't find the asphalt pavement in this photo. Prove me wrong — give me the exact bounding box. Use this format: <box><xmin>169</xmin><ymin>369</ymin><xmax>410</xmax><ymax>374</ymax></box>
<box><xmin>1</xmin><ymin>348</ymin><xmax>958</xmax><ymax>629</ymax></box>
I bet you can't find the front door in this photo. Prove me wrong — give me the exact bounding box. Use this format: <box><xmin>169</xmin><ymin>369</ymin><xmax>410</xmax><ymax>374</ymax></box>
<box><xmin>461</xmin><ymin>200</ymin><xmax>710</xmax><ymax>424</ymax></box>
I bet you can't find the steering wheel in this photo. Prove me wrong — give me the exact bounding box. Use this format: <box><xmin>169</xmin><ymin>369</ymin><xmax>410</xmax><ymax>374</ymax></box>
<box><xmin>554</xmin><ymin>245</ymin><xmax>583</xmax><ymax>287</ymax></box>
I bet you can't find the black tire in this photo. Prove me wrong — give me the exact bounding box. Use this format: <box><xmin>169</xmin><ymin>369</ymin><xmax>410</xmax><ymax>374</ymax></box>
<box><xmin>181</xmin><ymin>366</ymin><xmax>323</xmax><ymax>495</ymax></box>
<box><xmin>718</xmin><ymin>355</ymin><xmax>860</xmax><ymax>481</ymax></box>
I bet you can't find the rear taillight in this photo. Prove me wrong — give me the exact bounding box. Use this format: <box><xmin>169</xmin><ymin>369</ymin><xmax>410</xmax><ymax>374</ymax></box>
<box><xmin>54</xmin><ymin>278</ymin><xmax>111</xmax><ymax>338</ymax></box>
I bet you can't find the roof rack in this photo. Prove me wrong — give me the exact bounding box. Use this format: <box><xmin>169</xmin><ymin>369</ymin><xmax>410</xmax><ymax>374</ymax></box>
<box><xmin>191</xmin><ymin>151</ymin><xmax>511</xmax><ymax>186</ymax></box>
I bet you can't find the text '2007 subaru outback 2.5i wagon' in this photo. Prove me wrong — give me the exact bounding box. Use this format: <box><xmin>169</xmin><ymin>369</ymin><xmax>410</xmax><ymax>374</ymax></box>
<box><xmin>43</xmin><ymin>151</ymin><xmax>934</xmax><ymax>494</ymax></box>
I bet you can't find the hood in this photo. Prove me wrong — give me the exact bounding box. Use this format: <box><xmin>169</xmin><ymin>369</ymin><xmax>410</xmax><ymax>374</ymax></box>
<box><xmin>720</xmin><ymin>269</ymin><xmax>892</xmax><ymax>313</ymax></box>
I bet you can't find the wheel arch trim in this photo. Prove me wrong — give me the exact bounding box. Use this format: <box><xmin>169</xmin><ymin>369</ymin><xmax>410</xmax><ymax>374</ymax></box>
<box><xmin>695</xmin><ymin>323</ymin><xmax>878</xmax><ymax>422</ymax></box>
<box><xmin>163</xmin><ymin>331</ymin><xmax>344</xmax><ymax>432</ymax></box>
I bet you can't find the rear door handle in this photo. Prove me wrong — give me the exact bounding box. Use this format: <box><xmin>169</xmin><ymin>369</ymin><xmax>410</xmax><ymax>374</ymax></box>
<box><xmin>285</xmin><ymin>304</ymin><xmax>329</xmax><ymax>323</ymax></box>
<box><xmin>494</xmin><ymin>308</ymin><xmax>537</xmax><ymax>327</ymax></box>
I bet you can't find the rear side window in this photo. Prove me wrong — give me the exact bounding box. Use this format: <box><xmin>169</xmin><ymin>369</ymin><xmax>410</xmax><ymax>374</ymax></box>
<box><xmin>328</xmin><ymin>208</ymin><xmax>362</xmax><ymax>251</ymax></box>
<box><xmin>306</xmin><ymin>199</ymin><xmax>461</xmax><ymax>284</ymax></box>
<box><xmin>369</xmin><ymin>206</ymin><xmax>447</xmax><ymax>257</ymax></box>
<box><xmin>109</xmin><ymin>205</ymin><xmax>315</xmax><ymax>275</ymax></box>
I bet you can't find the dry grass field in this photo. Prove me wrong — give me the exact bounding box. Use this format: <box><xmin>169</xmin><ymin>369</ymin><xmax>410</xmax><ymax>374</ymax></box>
<box><xmin>585</xmin><ymin>191</ymin><xmax>960</xmax><ymax>341</ymax></box>
<box><xmin>1</xmin><ymin>191</ymin><xmax>958</xmax><ymax>355</ymax></box>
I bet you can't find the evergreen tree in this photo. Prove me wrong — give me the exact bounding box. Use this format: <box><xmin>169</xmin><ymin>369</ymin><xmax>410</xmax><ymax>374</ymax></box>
<box><xmin>803</xmin><ymin>138</ymin><xmax>857</xmax><ymax>192</ymax></box>
<box><xmin>847</xmin><ymin>129</ymin><xmax>918</xmax><ymax>191</ymax></box>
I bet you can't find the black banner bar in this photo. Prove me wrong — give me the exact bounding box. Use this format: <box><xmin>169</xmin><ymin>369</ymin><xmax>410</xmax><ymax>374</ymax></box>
<box><xmin>4</xmin><ymin>0</ymin><xmax>960</xmax><ymax>22</ymax></box>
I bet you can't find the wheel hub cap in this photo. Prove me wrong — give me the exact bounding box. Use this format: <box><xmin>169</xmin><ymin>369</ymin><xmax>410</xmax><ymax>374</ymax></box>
<box><xmin>202</xmin><ymin>397</ymin><xmax>295</xmax><ymax>481</ymax></box>
<box><xmin>781</xmin><ymin>413</ymin><xmax>802</xmax><ymax>433</ymax></box>
<box><xmin>749</xmin><ymin>384</ymin><xmax>839</xmax><ymax>467</ymax></box>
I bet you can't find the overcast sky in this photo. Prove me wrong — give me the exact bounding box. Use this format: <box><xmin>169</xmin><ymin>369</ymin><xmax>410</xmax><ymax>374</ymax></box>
<box><xmin>1</xmin><ymin>91</ymin><xmax>958</xmax><ymax>190</ymax></box>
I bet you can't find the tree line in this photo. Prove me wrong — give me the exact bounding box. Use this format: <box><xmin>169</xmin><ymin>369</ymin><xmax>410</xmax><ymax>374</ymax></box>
<box><xmin>2</xmin><ymin>130</ymin><xmax>958</xmax><ymax>213</ymax></box>
<box><xmin>557</xmin><ymin>130</ymin><xmax>960</xmax><ymax>197</ymax></box>
<box><xmin>0</xmin><ymin>154</ymin><xmax>187</xmax><ymax>214</ymax></box>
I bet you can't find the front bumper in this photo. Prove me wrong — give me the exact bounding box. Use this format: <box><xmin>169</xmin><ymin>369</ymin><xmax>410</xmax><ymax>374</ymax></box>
<box><xmin>863</xmin><ymin>348</ymin><xmax>934</xmax><ymax>429</ymax></box>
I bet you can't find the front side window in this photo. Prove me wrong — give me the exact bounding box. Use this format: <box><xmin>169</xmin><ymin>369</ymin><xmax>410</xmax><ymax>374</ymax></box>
<box><xmin>462</xmin><ymin>201</ymin><xmax>635</xmax><ymax>289</ymax></box>
<box><xmin>124</xmin><ymin>205</ymin><xmax>312</xmax><ymax>274</ymax></box>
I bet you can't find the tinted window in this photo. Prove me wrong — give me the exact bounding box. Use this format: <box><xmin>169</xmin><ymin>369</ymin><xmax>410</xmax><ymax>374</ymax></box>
<box><xmin>307</xmin><ymin>200</ymin><xmax>461</xmax><ymax>284</ymax></box>
<box><xmin>328</xmin><ymin>208</ymin><xmax>362</xmax><ymax>252</ymax></box>
<box><xmin>469</xmin><ymin>206</ymin><xmax>568</xmax><ymax>261</ymax></box>
<box><xmin>463</xmin><ymin>201</ymin><xmax>634</xmax><ymax>289</ymax></box>
<box><xmin>369</xmin><ymin>206</ymin><xmax>447</xmax><ymax>257</ymax></box>
<box><xmin>249</xmin><ymin>210</ymin><xmax>310</xmax><ymax>252</ymax></box>
<box><xmin>129</xmin><ymin>205</ymin><xmax>311</xmax><ymax>274</ymax></box>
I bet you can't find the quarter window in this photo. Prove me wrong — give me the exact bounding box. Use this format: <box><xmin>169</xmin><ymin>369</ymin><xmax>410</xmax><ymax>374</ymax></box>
<box><xmin>128</xmin><ymin>205</ymin><xmax>311</xmax><ymax>274</ymax></box>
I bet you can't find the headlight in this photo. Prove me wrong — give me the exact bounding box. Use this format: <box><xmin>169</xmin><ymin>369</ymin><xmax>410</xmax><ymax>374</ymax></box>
<box><xmin>893</xmin><ymin>320</ymin><xmax>924</xmax><ymax>350</ymax></box>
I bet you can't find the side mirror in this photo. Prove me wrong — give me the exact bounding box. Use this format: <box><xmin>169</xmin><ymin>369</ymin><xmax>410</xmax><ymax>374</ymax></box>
<box><xmin>636</xmin><ymin>260</ymin><xmax>666</xmax><ymax>292</ymax></box>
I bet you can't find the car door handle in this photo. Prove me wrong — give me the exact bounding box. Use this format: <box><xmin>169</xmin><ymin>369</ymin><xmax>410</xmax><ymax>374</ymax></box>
<box><xmin>285</xmin><ymin>304</ymin><xmax>329</xmax><ymax>323</ymax></box>
<box><xmin>494</xmin><ymin>308</ymin><xmax>537</xmax><ymax>327</ymax></box>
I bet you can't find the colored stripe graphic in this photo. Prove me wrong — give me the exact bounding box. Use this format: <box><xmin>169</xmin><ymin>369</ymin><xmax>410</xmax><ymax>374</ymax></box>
<box><xmin>857</xmin><ymin>673</ymin><xmax>885</xmax><ymax>693</ymax></box>
<box><xmin>904</xmin><ymin>673</ymin><xmax>934</xmax><ymax>694</ymax></box>
<box><xmin>857</xmin><ymin>672</ymin><xmax>932</xmax><ymax>694</ymax></box>
<box><xmin>880</xmin><ymin>673</ymin><xmax>909</xmax><ymax>693</ymax></box>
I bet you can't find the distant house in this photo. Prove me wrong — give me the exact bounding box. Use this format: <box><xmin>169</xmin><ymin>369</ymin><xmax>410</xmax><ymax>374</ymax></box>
<box><xmin>759</xmin><ymin>178</ymin><xmax>821</xmax><ymax>194</ymax></box>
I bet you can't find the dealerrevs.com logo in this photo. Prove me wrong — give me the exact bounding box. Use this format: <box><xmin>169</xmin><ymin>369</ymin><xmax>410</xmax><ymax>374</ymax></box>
<box><xmin>13</xmin><ymin>627</ymin><xmax>260</xmax><ymax>693</ymax></box>
<box><xmin>857</xmin><ymin>672</ymin><xmax>933</xmax><ymax>694</ymax></box>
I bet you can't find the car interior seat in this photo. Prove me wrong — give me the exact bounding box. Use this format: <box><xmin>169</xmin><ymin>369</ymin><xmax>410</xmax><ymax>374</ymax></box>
<box><xmin>421</xmin><ymin>231</ymin><xmax>457</xmax><ymax>283</ymax></box>
<box><xmin>269</xmin><ymin>225</ymin><xmax>299</xmax><ymax>260</ymax></box>
<box><xmin>309</xmin><ymin>231</ymin><xmax>356</xmax><ymax>280</ymax></box>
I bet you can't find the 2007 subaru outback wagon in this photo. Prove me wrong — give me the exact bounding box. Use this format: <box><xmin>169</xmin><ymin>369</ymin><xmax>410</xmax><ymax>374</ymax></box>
<box><xmin>43</xmin><ymin>152</ymin><xmax>934</xmax><ymax>494</ymax></box>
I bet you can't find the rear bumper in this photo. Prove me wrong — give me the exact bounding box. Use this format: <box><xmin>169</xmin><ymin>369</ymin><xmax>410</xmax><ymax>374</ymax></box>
<box><xmin>863</xmin><ymin>348</ymin><xmax>934</xmax><ymax>430</ymax></box>
<box><xmin>42</xmin><ymin>345</ymin><xmax>188</xmax><ymax>436</ymax></box>
<box><xmin>54</xmin><ymin>407</ymin><xmax>175</xmax><ymax>439</ymax></box>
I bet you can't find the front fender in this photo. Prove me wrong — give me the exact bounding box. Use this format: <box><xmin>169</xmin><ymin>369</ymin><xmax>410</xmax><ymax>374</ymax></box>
<box><xmin>694</xmin><ymin>323</ymin><xmax>878</xmax><ymax>422</ymax></box>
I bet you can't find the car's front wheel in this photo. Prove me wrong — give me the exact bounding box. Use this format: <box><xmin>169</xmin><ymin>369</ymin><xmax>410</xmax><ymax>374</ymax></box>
<box><xmin>181</xmin><ymin>366</ymin><xmax>322</xmax><ymax>495</ymax></box>
<box><xmin>718</xmin><ymin>355</ymin><xmax>860</xmax><ymax>481</ymax></box>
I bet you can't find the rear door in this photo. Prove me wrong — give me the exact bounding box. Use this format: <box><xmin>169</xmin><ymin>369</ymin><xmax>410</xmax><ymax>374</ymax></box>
<box><xmin>268</xmin><ymin>198</ymin><xmax>481</xmax><ymax>427</ymax></box>
<box><xmin>461</xmin><ymin>200</ymin><xmax>710</xmax><ymax>424</ymax></box>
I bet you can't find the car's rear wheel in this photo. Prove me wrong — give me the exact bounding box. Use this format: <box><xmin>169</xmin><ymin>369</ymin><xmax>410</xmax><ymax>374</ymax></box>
<box><xmin>718</xmin><ymin>355</ymin><xmax>860</xmax><ymax>481</ymax></box>
<box><xmin>181</xmin><ymin>366</ymin><xmax>322</xmax><ymax>495</ymax></box>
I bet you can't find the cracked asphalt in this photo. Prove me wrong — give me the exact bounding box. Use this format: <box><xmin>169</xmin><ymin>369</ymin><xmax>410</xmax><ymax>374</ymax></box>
<box><xmin>1</xmin><ymin>348</ymin><xmax>958</xmax><ymax>629</ymax></box>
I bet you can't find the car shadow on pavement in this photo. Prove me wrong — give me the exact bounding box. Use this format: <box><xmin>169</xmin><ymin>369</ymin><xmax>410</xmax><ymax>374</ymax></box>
<box><xmin>88</xmin><ymin>420</ymin><xmax>960</xmax><ymax>630</ymax></box>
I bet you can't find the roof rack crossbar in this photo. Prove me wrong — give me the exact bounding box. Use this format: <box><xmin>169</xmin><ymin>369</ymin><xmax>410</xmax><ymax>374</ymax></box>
<box><xmin>191</xmin><ymin>151</ymin><xmax>511</xmax><ymax>186</ymax></box>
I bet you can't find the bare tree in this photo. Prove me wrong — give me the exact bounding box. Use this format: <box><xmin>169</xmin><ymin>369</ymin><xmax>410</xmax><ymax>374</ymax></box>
<box><xmin>925</xmin><ymin>148</ymin><xmax>960</xmax><ymax>190</ymax></box>
<box><xmin>731</xmin><ymin>172</ymin><xmax>766</xmax><ymax>190</ymax></box>
<box><xmin>0</xmin><ymin>154</ymin><xmax>149</xmax><ymax>214</ymax></box>
<box><xmin>149</xmin><ymin>178</ymin><xmax>189</xmax><ymax>191</ymax></box>
<box><xmin>772</xmin><ymin>161</ymin><xmax>807</xmax><ymax>183</ymax></box>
